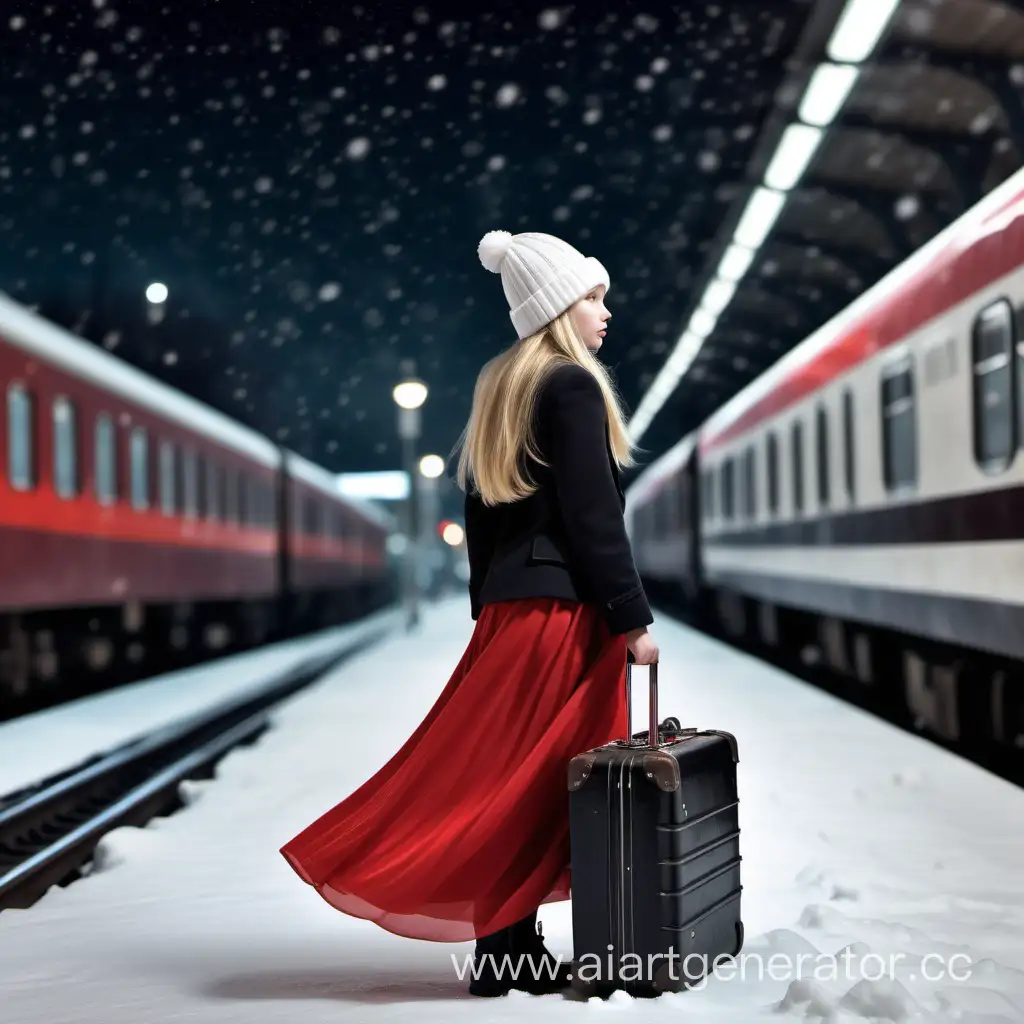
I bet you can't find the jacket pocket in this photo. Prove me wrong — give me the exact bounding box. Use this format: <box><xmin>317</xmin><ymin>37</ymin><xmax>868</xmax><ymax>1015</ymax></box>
<box><xmin>528</xmin><ymin>533</ymin><xmax>568</xmax><ymax>566</ymax></box>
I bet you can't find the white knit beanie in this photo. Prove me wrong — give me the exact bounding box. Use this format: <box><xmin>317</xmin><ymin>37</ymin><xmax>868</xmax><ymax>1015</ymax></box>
<box><xmin>477</xmin><ymin>230</ymin><xmax>610</xmax><ymax>340</ymax></box>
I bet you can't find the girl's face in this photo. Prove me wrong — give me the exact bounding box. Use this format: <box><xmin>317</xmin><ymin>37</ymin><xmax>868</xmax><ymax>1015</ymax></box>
<box><xmin>569</xmin><ymin>284</ymin><xmax>611</xmax><ymax>353</ymax></box>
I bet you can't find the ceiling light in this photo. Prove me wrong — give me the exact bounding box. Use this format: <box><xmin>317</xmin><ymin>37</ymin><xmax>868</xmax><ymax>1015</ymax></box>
<box><xmin>827</xmin><ymin>0</ymin><xmax>901</xmax><ymax>63</ymax></box>
<box><xmin>733</xmin><ymin>187</ymin><xmax>786</xmax><ymax>249</ymax></box>
<box><xmin>689</xmin><ymin>307</ymin><xmax>718</xmax><ymax>338</ymax></box>
<box><xmin>717</xmin><ymin>244</ymin><xmax>755</xmax><ymax>283</ymax></box>
<box><xmin>765</xmin><ymin>123</ymin><xmax>824</xmax><ymax>191</ymax></box>
<box><xmin>799</xmin><ymin>63</ymin><xmax>860</xmax><ymax>127</ymax></box>
<box><xmin>701</xmin><ymin>277</ymin><xmax>737</xmax><ymax>316</ymax></box>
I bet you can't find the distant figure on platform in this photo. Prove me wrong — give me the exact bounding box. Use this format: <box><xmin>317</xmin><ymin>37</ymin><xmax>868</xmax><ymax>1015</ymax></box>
<box><xmin>279</xmin><ymin>230</ymin><xmax>659</xmax><ymax>997</ymax></box>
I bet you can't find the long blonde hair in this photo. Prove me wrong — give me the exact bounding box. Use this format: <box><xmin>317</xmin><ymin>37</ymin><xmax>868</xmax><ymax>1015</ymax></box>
<box><xmin>452</xmin><ymin>308</ymin><xmax>637</xmax><ymax>505</ymax></box>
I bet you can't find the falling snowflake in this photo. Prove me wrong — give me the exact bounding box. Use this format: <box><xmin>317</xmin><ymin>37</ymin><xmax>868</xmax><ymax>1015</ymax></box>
<box><xmin>895</xmin><ymin>194</ymin><xmax>920</xmax><ymax>221</ymax></box>
<box><xmin>254</xmin><ymin>176</ymin><xmax>273</xmax><ymax>193</ymax></box>
<box><xmin>538</xmin><ymin>9</ymin><xmax>568</xmax><ymax>30</ymax></box>
<box><xmin>319</xmin><ymin>282</ymin><xmax>341</xmax><ymax>302</ymax></box>
<box><xmin>346</xmin><ymin>137</ymin><xmax>370</xmax><ymax>159</ymax></box>
<box><xmin>427</xmin><ymin>74</ymin><xmax>446</xmax><ymax>91</ymax></box>
<box><xmin>495</xmin><ymin>83</ymin><xmax>521</xmax><ymax>108</ymax></box>
<box><xmin>9</xmin><ymin>15</ymin><xmax>26</xmax><ymax>30</ymax></box>
<box><xmin>698</xmin><ymin>151</ymin><xmax>721</xmax><ymax>172</ymax></box>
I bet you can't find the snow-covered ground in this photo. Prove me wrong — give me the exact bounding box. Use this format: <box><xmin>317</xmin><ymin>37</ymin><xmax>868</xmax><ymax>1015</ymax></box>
<box><xmin>1</xmin><ymin>596</ymin><xmax>1022</xmax><ymax>1023</ymax></box>
<box><xmin>0</xmin><ymin>605</ymin><xmax>399</xmax><ymax>797</ymax></box>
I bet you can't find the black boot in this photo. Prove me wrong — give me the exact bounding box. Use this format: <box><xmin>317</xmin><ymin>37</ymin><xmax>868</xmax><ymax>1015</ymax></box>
<box><xmin>467</xmin><ymin>925</ymin><xmax>514</xmax><ymax>997</ymax></box>
<box><xmin>506</xmin><ymin>909</ymin><xmax>572</xmax><ymax>995</ymax></box>
<box><xmin>467</xmin><ymin>911</ymin><xmax>571</xmax><ymax>997</ymax></box>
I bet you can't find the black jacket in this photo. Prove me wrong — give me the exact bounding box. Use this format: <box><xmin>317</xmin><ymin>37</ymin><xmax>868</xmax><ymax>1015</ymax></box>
<box><xmin>463</xmin><ymin>362</ymin><xmax>653</xmax><ymax>636</ymax></box>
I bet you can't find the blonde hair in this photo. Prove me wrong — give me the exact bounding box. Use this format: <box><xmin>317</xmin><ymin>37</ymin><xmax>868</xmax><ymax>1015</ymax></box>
<box><xmin>452</xmin><ymin>308</ymin><xmax>637</xmax><ymax>506</ymax></box>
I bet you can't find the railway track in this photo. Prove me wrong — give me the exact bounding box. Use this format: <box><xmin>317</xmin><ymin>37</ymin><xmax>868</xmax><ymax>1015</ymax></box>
<box><xmin>0</xmin><ymin>625</ymin><xmax>390</xmax><ymax>912</ymax></box>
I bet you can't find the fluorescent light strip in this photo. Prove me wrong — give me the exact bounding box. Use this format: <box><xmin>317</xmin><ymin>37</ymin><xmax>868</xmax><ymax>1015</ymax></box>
<box><xmin>627</xmin><ymin>0</ymin><xmax>892</xmax><ymax>445</ymax></box>
<box><xmin>764</xmin><ymin>124</ymin><xmax>824</xmax><ymax>191</ymax></box>
<box><xmin>689</xmin><ymin>307</ymin><xmax>718</xmax><ymax>338</ymax></box>
<box><xmin>717</xmin><ymin>244</ymin><xmax>755</xmax><ymax>283</ymax></box>
<box><xmin>800</xmin><ymin>63</ymin><xmax>860</xmax><ymax>127</ymax></box>
<box><xmin>733</xmin><ymin>187</ymin><xmax>786</xmax><ymax>249</ymax></box>
<box><xmin>701</xmin><ymin>278</ymin><xmax>737</xmax><ymax>316</ymax></box>
<box><xmin>828</xmin><ymin>0</ymin><xmax>901</xmax><ymax>63</ymax></box>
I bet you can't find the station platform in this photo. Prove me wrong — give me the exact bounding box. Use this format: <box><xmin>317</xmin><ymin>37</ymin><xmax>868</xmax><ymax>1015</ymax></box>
<box><xmin>1</xmin><ymin>596</ymin><xmax>1022</xmax><ymax>1022</ymax></box>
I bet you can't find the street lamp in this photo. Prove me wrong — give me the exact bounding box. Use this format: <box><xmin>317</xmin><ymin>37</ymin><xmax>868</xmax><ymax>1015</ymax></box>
<box><xmin>393</xmin><ymin>362</ymin><xmax>428</xmax><ymax>630</ymax></box>
<box><xmin>393</xmin><ymin>379</ymin><xmax>427</xmax><ymax>410</ymax></box>
<box><xmin>441</xmin><ymin>522</ymin><xmax>465</xmax><ymax>546</ymax></box>
<box><xmin>419</xmin><ymin>454</ymin><xmax>444</xmax><ymax>478</ymax></box>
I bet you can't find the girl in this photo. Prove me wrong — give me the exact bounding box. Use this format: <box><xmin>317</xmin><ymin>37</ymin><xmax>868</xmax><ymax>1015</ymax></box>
<box><xmin>280</xmin><ymin>229</ymin><xmax>659</xmax><ymax>998</ymax></box>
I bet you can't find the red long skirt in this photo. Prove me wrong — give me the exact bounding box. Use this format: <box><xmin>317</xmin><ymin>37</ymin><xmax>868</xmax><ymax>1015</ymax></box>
<box><xmin>279</xmin><ymin>597</ymin><xmax>627</xmax><ymax>943</ymax></box>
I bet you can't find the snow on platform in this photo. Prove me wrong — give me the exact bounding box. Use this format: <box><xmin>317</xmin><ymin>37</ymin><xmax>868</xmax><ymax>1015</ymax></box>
<box><xmin>1</xmin><ymin>597</ymin><xmax>1023</xmax><ymax>1023</ymax></box>
<box><xmin>0</xmin><ymin>606</ymin><xmax>400</xmax><ymax>798</ymax></box>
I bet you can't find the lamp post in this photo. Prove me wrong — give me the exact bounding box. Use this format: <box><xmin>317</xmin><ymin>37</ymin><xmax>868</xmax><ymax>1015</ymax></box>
<box><xmin>418</xmin><ymin>454</ymin><xmax>445</xmax><ymax>600</ymax></box>
<box><xmin>393</xmin><ymin>363</ymin><xmax>428</xmax><ymax>631</ymax></box>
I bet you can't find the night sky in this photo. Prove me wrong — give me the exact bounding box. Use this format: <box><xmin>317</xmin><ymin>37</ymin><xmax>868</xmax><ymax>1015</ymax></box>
<box><xmin>0</xmin><ymin>0</ymin><xmax>814</xmax><ymax>481</ymax></box>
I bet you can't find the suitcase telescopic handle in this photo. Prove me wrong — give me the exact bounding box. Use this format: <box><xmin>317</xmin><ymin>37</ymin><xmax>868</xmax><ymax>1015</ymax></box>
<box><xmin>625</xmin><ymin>655</ymin><xmax>659</xmax><ymax>749</ymax></box>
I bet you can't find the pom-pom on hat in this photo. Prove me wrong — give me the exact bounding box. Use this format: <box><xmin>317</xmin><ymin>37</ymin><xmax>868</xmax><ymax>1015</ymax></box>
<box><xmin>477</xmin><ymin>230</ymin><xmax>610</xmax><ymax>340</ymax></box>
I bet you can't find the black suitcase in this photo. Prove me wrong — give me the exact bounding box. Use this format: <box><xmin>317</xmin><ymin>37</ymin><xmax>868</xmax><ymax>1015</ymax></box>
<box><xmin>567</xmin><ymin>660</ymin><xmax>743</xmax><ymax>998</ymax></box>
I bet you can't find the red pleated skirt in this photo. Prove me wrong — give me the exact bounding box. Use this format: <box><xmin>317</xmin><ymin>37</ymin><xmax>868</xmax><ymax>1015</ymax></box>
<box><xmin>279</xmin><ymin>597</ymin><xmax>627</xmax><ymax>943</ymax></box>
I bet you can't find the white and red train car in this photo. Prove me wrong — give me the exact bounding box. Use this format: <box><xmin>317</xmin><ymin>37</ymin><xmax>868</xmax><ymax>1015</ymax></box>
<box><xmin>627</xmin><ymin>163</ymin><xmax>1024</xmax><ymax>759</ymax></box>
<box><xmin>0</xmin><ymin>293</ymin><xmax>394</xmax><ymax>716</ymax></box>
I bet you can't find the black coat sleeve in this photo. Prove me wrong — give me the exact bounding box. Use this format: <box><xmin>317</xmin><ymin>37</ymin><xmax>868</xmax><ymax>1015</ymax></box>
<box><xmin>464</xmin><ymin>487</ymin><xmax>497</xmax><ymax>620</ymax></box>
<box><xmin>539</xmin><ymin>364</ymin><xmax>653</xmax><ymax>635</ymax></box>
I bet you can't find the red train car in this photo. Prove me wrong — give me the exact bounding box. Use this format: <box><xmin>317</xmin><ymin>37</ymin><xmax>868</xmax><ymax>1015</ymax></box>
<box><xmin>282</xmin><ymin>451</ymin><xmax>392</xmax><ymax>628</ymax></box>
<box><xmin>0</xmin><ymin>295</ymin><xmax>394</xmax><ymax>718</ymax></box>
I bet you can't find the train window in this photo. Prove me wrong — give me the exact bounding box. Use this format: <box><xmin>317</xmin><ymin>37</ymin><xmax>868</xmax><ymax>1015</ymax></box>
<box><xmin>159</xmin><ymin>441</ymin><xmax>177</xmax><ymax>516</ymax></box>
<box><xmin>194</xmin><ymin>455</ymin><xmax>206</xmax><ymax>519</ymax></box>
<box><xmin>182</xmin><ymin>449</ymin><xmax>198</xmax><ymax>518</ymax></box>
<box><xmin>743</xmin><ymin>446</ymin><xmax>756</xmax><ymax>519</ymax></box>
<box><xmin>703</xmin><ymin>467</ymin><xmax>715</xmax><ymax>521</ymax></box>
<box><xmin>205</xmin><ymin>460</ymin><xmax>220</xmax><ymax>520</ymax></box>
<box><xmin>266</xmin><ymin>484</ymin><xmax>277</xmax><ymax>528</ymax></box>
<box><xmin>842</xmin><ymin>388</ymin><xmax>855</xmax><ymax>502</ymax></box>
<box><xmin>766</xmin><ymin>432</ymin><xmax>779</xmax><ymax>515</ymax></box>
<box><xmin>94</xmin><ymin>413</ymin><xmax>117</xmax><ymax>506</ymax></box>
<box><xmin>52</xmin><ymin>397</ymin><xmax>79</xmax><ymax>499</ymax></box>
<box><xmin>238</xmin><ymin>474</ymin><xmax>251</xmax><ymax>525</ymax></box>
<box><xmin>248</xmin><ymin>477</ymin><xmax>261</xmax><ymax>526</ymax></box>
<box><xmin>304</xmin><ymin>497</ymin><xmax>321</xmax><ymax>535</ymax></box>
<box><xmin>675</xmin><ymin>472</ymin><xmax>688</xmax><ymax>533</ymax></box>
<box><xmin>881</xmin><ymin>358</ymin><xmax>917</xmax><ymax>491</ymax></box>
<box><xmin>791</xmin><ymin>420</ymin><xmax>804</xmax><ymax>515</ymax></box>
<box><xmin>6</xmin><ymin>384</ymin><xmax>35</xmax><ymax>491</ymax></box>
<box><xmin>971</xmin><ymin>299</ymin><xmax>1015</xmax><ymax>472</ymax></box>
<box><xmin>224</xmin><ymin>467</ymin><xmax>238</xmax><ymax>523</ymax></box>
<box><xmin>720</xmin><ymin>457</ymin><xmax>735</xmax><ymax>520</ymax></box>
<box><xmin>130</xmin><ymin>428</ymin><xmax>150</xmax><ymax>510</ymax></box>
<box><xmin>816</xmin><ymin>405</ymin><xmax>830</xmax><ymax>508</ymax></box>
